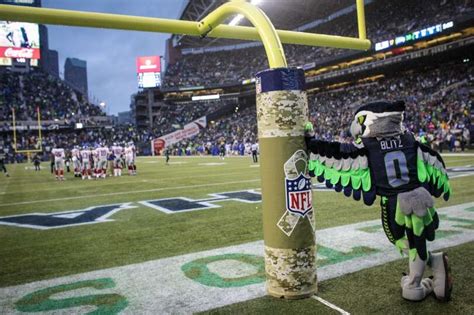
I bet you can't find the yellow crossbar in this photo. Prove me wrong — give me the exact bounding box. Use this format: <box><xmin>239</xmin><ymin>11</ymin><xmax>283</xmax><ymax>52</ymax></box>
<box><xmin>0</xmin><ymin>4</ymin><xmax>371</xmax><ymax>51</ymax></box>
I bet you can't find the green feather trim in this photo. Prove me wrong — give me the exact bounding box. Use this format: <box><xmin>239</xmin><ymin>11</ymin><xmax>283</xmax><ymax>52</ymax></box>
<box><xmin>308</xmin><ymin>159</ymin><xmax>371</xmax><ymax>191</ymax></box>
<box><xmin>351</xmin><ymin>174</ymin><xmax>361</xmax><ymax>190</ymax></box>
<box><xmin>308</xmin><ymin>160</ymin><xmax>317</xmax><ymax>172</ymax></box>
<box><xmin>395</xmin><ymin>203</ymin><xmax>405</xmax><ymax>226</ymax></box>
<box><xmin>395</xmin><ymin>238</ymin><xmax>408</xmax><ymax>256</ymax></box>
<box><xmin>395</xmin><ymin>202</ymin><xmax>435</xmax><ymax>237</ymax></box>
<box><xmin>361</xmin><ymin>170</ymin><xmax>371</xmax><ymax>192</ymax></box>
<box><xmin>341</xmin><ymin>173</ymin><xmax>351</xmax><ymax>186</ymax></box>
<box><xmin>330</xmin><ymin>171</ymin><xmax>341</xmax><ymax>185</ymax></box>
<box><xmin>416</xmin><ymin>158</ymin><xmax>451</xmax><ymax>197</ymax></box>
<box><xmin>417</xmin><ymin>158</ymin><xmax>427</xmax><ymax>182</ymax></box>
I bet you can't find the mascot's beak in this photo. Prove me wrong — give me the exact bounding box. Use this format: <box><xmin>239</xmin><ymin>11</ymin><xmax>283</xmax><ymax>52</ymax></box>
<box><xmin>349</xmin><ymin>119</ymin><xmax>361</xmax><ymax>138</ymax></box>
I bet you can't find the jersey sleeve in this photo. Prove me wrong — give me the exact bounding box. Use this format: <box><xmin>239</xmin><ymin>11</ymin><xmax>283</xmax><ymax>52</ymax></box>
<box><xmin>306</xmin><ymin>138</ymin><xmax>376</xmax><ymax>205</ymax></box>
<box><xmin>416</xmin><ymin>142</ymin><xmax>451</xmax><ymax>201</ymax></box>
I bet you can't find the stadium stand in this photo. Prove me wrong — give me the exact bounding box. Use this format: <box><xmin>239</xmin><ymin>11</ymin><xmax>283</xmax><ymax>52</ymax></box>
<box><xmin>0</xmin><ymin>70</ymin><xmax>103</xmax><ymax>122</ymax></box>
<box><xmin>164</xmin><ymin>0</ymin><xmax>473</xmax><ymax>88</ymax></box>
<box><xmin>163</xmin><ymin>60</ymin><xmax>472</xmax><ymax>155</ymax></box>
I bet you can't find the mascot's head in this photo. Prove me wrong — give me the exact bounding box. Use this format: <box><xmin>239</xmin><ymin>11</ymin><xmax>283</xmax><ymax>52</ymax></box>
<box><xmin>350</xmin><ymin>100</ymin><xmax>405</xmax><ymax>139</ymax></box>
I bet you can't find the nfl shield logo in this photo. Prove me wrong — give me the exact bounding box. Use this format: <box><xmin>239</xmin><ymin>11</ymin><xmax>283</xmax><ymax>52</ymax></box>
<box><xmin>285</xmin><ymin>173</ymin><xmax>313</xmax><ymax>217</ymax></box>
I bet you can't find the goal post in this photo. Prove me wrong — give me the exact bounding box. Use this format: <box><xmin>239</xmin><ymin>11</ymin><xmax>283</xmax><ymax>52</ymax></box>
<box><xmin>11</xmin><ymin>107</ymin><xmax>43</xmax><ymax>158</ymax></box>
<box><xmin>0</xmin><ymin>0</ymin><xmax>371</xmax><ymax>298</ymax></box>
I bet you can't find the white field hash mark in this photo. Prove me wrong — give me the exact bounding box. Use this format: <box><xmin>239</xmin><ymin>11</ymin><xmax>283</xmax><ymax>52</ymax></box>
<box><xmin>312</xmin><ymin>295</ymin><xmax>350</xmax><ymax>315</ymax></box>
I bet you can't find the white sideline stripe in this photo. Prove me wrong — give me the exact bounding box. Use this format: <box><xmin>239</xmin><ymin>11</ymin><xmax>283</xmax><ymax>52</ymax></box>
<box><xmin>441</xmin><ymin>153</ymin><xmax>474</xmax><ymax>157</ymax></box>
<box><xmin>312</xmin><ymin>295</ymin><xmax>350</xmax><ymax>315</ymax></box>
<box><xmin>0</xmin><ymin>179</ymin><xmax>260</xmax><ymax>207</ymax></box>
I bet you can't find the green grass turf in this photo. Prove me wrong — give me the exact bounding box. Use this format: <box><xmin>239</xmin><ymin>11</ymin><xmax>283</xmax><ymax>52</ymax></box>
<box><xmin>202</xmin><ymin>241</ymin><xmax>474</xmax><ymax>315</ymax></box>
<box><xmin>0</xmin><ymin>154</ymin><xmax>472</xmax><ymax>292</ymax></box>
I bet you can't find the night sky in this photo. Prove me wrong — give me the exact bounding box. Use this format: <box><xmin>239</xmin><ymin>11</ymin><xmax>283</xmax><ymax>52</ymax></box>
<box><xmin>42</xmin><ymin>0</ymin><xmax>186</xmax><ymax>115</ymax></box>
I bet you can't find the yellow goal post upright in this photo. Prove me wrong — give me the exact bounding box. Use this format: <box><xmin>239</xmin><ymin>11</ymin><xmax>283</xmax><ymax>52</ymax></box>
<box><xmin>11</xmin><ymin>106</ymin><xmax>43</xmax><ymax>162</ymax></box>
<box><xmin>0</xmin><ymin>0</ymin><xmax>370</xmax><ymax>298</ymax></box>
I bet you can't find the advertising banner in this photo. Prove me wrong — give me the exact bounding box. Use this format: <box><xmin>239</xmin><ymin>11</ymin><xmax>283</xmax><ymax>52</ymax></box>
<box><xmin>151</xmin><ymin>116</ymin><xmax>207</xmax><ymax>155</ymax></box>
<box><xmin>136</xmin><ymin>56</ymin><xmax>161</xmax><ymax>73</ymax></box>
<box><xmin>0</xmin><ymin>21</ymin><xmax>40</xmax><ymax>66</ymax></box>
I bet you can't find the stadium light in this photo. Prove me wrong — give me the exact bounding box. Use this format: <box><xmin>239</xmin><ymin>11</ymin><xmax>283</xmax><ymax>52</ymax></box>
<box><xmin>229</xmin><ymin>14</ymin><xmax>243</xmax><ymax>26</ymax></box>
<box><xmin>229</xmin><ymin>0</ymin><xmax>262</xmax><ymax>26</ymax></box>
<box><xmin>191</xmin><ymin>94</ymin><xmax>220</xmax><ymax>101</ymax></box>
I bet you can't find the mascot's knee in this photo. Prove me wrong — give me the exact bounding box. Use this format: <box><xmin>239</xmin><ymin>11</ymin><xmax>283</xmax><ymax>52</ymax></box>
<box><xmin>398</xmin><ymin>187</ymin><xmax>434</xmax><ymax>217</ymax></box>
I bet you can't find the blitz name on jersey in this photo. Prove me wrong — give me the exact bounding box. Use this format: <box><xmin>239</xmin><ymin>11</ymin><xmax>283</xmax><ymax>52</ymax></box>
<box><xmin>380</xmin><ymin>138</ymin><xmax>404</xmax><ymax>150</ymax></box>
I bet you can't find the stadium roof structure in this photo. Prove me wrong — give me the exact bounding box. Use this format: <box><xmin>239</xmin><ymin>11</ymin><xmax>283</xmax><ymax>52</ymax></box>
<box><xmin>172</xmin><ymin>0</ymin><xmax>354</xmax><ymax>48</ymax></box>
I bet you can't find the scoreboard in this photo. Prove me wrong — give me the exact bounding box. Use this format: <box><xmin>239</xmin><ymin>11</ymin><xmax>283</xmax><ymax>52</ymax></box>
<box><xmin>136</xmin><ymin>56</ymin><xmax>162</xmax><ymax>89</ymax></box>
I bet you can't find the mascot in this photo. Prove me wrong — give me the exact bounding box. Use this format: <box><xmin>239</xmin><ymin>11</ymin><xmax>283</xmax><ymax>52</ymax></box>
<box><xmin>305</xmin><ymin>100</ymin><xmax>452</xmax><ymax>301</ymax></box>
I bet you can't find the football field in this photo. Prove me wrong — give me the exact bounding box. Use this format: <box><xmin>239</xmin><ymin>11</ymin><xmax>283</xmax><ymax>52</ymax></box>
<box><xmin>0</xmin><ymin>154</ymin><xmax>473</xmax><ymax>314</ymax></box>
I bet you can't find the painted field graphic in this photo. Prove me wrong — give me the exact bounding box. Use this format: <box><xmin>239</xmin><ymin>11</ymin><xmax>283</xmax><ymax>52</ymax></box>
<box><xmin>0</xmin><ymin>202</ymin><xmax>473</xmax><ymax>314</ymax></box>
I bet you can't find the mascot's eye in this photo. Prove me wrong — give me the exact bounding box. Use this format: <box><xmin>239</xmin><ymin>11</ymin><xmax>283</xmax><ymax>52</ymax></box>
<box><xmin>358</xmin><ymin>115</ymin><xmax>366</xmax><ymax>125</ymax></box>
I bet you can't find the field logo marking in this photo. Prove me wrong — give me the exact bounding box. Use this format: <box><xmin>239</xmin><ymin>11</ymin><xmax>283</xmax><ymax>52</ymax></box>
<box><xmin>15</xmin><ymin>278</ymin><xmax>127</xmax><ymax>314</ymax></box>
<box><xmin>139</xmin><ymin>190</ymin><xmax>261</xmax><ymax>214</ymax></box>
<box><xmin>0</xmin><ymin>203</ymin><xmax>136</xmax><ymax>229</ymax></box>
<box><xmin>182</xmin><ymin>253</ymin><xmax>265</xmax><ymax>288</ymax></box>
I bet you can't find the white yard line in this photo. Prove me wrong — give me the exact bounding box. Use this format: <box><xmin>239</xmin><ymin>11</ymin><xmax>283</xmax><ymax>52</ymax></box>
<box><xmin>0</xmin><ymin>179</ymin><xmax>260</xmax><ymax>207</ymax></box>
<box><xmin>0</xmin><ymin>171</ymin><xmax>260</xmax><ymax>195</ymax></box>
<box><xmin>441</xmin><ymin>153</ymin><xmax>474</xmax><ymax>157</ymax></box>
<box><xmin>312</xmin><ymin>295</ymin><xmax>350</xmax><ymax>315</ymax></box>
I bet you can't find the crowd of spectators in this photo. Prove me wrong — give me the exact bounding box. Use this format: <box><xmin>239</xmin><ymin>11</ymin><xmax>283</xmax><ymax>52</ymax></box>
<box><xmin>308</xmin><ymin>62</ymin><xmax>472</xmax><ymax>150</ymax></box>
<box><xmin>164</xmin><ymin>0</ymin><xmax>472</xmax><ymax>88</ymax></box>
<box><xmin>165</xmin><ymin>61</ymin><xmax>472</xmax><ymax>155</ymax></box>
<box><xmin>1</xmin><ymin>59</ymin><xmax>471</xmax><ymax>161</ymax></box>
<box><xmin>0</xmin><ymin>70</ymin><xmax>104</xmax><ymax>122</ymax></box>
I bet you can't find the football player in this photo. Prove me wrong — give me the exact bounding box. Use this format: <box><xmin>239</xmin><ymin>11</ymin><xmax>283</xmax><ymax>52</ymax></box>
<box><xmin>91</xmin><ymin>146</ymin><xmax>100</xmax><ymax>179</ymax></box>
<box><xmin>51</xmin><ymin>144</ymin><xmax>65</xmax><ymax>180</ymax></box>
<box><xmin>80</xmin><ymin>146</ymin><xmax>92</xmax><ymax>180</ymax></box>
<box><xmin>0</xmin><ymin>145</ymin><xmax>10</xmax><ymax>177</ymax></box>
<box><xmin>111</xmin><ymin>143</ymin><xmax>124</xmax><ymax>176</ymax></box>
<box><xmin>71</xmin><ymin>146</ymin><xmax>81</xmax><ymax>177</ymax></box>
<box><xmin>95</xmin><ymin>144</ymin><xmax>109</xmax><ymax>179</ymax></box>
<box><xmin>125</xmin><ymin>142</ymin><xmax>136</xmax><ymax>175</ymax></box>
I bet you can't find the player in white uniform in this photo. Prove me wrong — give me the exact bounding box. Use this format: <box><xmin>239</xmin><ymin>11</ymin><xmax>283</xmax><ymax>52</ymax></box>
<box><xmin>51</xmin><ymin>145</ymin><xmax>65</xmax><ymax>180</ymax></box>
<box><xmin>91</xmin><ymin>147</ymin><xmax>100</xmax><ymax>179</ymax></box>
<box><xmin>125</xmin><ymin>142</ymin><xmax>136</xmax><ymax>175</ymax></box>
<box><xmin>80</xmin><ymin>147</ymin><xmax>92</xmax><ymax>180</ymax></box>
<box><xmin>95</xmin><ymin>145</ymin><xmax>109</xmax><ymax>179</ymax></box>
<box><xmin>111</xmin><ymin>144</ymin><xmax>124</xmax><ymax>177</ymax></box>
<box><xmin>71</xmin><ymin>146</ymin><xmax>81</xmax><ymax>177</ymax></box>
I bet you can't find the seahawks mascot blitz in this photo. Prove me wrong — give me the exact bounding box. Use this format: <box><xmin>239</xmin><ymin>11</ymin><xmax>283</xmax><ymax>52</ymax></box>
<box><xmin>305</xmin><ymin>100</ymin><xmax>453</xmax><ymax>302</ymax></box>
